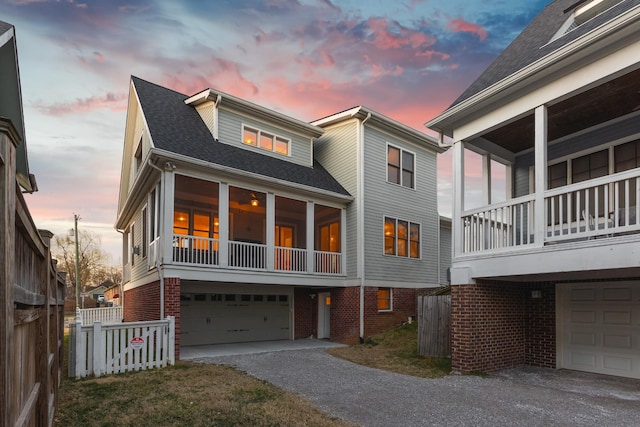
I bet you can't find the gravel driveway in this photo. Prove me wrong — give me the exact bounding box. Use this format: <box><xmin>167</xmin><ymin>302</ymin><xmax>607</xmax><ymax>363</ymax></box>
<box><xmin>193</xmin><ymin>348</ymin><xmax>640</xmax><ymax>427</ymax></box>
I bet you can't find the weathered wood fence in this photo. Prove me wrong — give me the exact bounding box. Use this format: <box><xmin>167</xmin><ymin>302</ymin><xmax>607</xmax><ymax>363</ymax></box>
<box><xmin>417</xmin><ymin>295</ymin><xmax>451</xmax><ymax>357</ymax></box>
<box><xmin>78</xmin><ymin>306</ymin><xmax>123</xmax><ymax>325</ymax></box>
<box><xmin>69</xmin><ymin>316</ymin><xmax>175</xmax><ymax>378</ymax></box>
<box><xmin>1</xmin><ymin>118</ymin><xmax>66</xmax><ymax>427</ymax></box>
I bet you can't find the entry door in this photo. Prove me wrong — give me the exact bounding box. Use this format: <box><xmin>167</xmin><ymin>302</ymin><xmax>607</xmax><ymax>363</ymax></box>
<box><xmin>317</xmin><ymin>292</ymin><xmax>331</xmax><ymax>339</ymax></box>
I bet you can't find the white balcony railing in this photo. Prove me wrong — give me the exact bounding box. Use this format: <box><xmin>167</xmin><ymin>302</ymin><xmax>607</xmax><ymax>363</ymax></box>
<box><xmin>173</xmin><ymin>235</ymin><xmax>219</xmax><ymax>266</ymax></box>
<box><xmin>461</xmin><ymin>195</ymin><xmax>536</xmax><ymax>253</ymax></box>
<box><xmin>228</xmin><ymin>241</ymin><xmax>267</xmax><ymax>270</ymax></box>
<box><xmin>169</xmin><ymin>234</ymin><xmax>344</xmax><ymax>276</ymax></box>
<box><xmin>314</xmin><ymin>250</ymin><xmax>342</xmax><ymax>275</ymax></box>
<box><xmin>460</xmin><ymin>168</ymin><xmax>640</xmax><ymax>255</ymax></box>
<box><xmin>274</xmin><ymin>246</ymin><xmax>307</xmax><ymax>273</ymax></box>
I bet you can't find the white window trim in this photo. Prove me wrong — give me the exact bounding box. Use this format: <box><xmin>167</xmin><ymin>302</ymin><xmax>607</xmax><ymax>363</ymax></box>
<box><xmin>386</xmin><ymin>142</ymin><xmax>416</xmax><ymax>190</ymax></box>
<box><xmin>383</xmin><ymin>216</ymin><xmax>422</xmax><ymax>260</ymax></box>
<box><xmin>378</xmin><ymin>287</ymin><xmax>393</xmax><ymax>312</ymax></box>
<box><xmin>242</xmin><ymin>124</ymin><xmax>291</xmax><ymax>157</ymax></box>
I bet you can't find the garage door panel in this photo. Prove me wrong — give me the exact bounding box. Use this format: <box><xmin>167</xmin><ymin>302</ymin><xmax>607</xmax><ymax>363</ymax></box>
<box><xmin>181</xmin><ymin>291</ymin><xmax>290</xmax><ymax>345</ymax></box>
<box><xmin>561</xmin><ymin>283</ymin><xmax>640</xmax><ymax>379</ymax></box>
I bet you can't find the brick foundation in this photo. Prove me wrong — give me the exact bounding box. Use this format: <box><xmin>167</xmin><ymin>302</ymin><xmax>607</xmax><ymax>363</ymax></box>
<box><xmin>124</xmin><ymin>278</ymin><xmax>182</xmax><ymax>359</ymax></box>
<box><xmin>330</xmin><ymin>287</ymin><xmax>361</xmax><ymax>344</ymax></box>
<box><xmin>363</xmin><ymin>287</ymin><xmax>416</xmax><ymax>338</ymax></box>
<box><xmin>451</xmin><ymin>281</ymin><xmax>556</xmax><ymax>373</ymax></box>
<box><xmin>294</xmin><ymin>288</ymin><xmax>315</xmax><ymax>339</ymax></box>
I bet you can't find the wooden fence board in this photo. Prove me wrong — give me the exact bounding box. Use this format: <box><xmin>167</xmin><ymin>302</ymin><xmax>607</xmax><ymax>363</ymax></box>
<box><xmin>417</xmin><ymin>295</ymin><xmax>451</xmax><ymax>357</ymax></box>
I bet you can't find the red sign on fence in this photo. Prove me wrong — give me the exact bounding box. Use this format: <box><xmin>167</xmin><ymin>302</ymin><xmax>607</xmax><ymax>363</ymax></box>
<box><xmin>130</xmin><ymin>336</ymin><xmax>144</xmax><ymax>350</ymax></box>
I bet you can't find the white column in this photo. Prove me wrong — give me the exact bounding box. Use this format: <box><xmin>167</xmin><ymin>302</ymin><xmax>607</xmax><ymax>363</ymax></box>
<box><xmin>534</xmin><ymin>105</ymin><xmax>548</xmax><ymax>246</ymax></box>
<box><xmin>266</xmin><ymin>192</ymin><xmax>275</xmax><ymax>271</ymax></box>
<box><xmin>506</xmin><ymin>163</ymin><xmax>513</xmax><ymax>200</ymax></box>
<box><xmin>218</xmin><ymin>183</ymin><xmax>229</xmax><ymax>267</ymax></box>
<box><xmin>452</xmin><ymin>140</ymin><xmax>465</xmax><ymax>258</ymax></box>
<box><xmin>340</xmin><ymin>207</ymin><xmax>347</xmax><ymax>275</ymax></box>
<box><xmin>306</xmin><ymin>201</ymin><xmax>314</xmax><ymax>273</ymax></box>
<box><xmin>162</xmin><ymin>171</ymin><xmax>175</xmax><ymax>264</ymax></box>
<box><xmin>482</xmin><ymin>153</ymin><xmax>492</xmax><ymax>206</ymax></box>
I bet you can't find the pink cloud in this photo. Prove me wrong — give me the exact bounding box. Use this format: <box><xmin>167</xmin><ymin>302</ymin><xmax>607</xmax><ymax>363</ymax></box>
<box><xmin>32</xmin><ymin>92</ymin><xmax>128</xmax><ymax>116</ymax></box>
<box><xmin>447</xmin><ymin>18</ymin><xmax>488</xmax><ymax>41</ymax></box>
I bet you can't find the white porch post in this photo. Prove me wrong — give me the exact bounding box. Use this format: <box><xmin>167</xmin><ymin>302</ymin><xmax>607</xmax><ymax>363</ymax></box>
<box><xmin>452</xmin><ymin>140</ymin><xmax>465</xmax><ymax>258</ymax></box>
<box><xmin>266</xmin><ymin>192</ymin><xmax>275</xmax><ymax>271</ymax></box>
<box><xmin>340</xmin><ymin>207</ymin><xmax>347</xmax><ymax>274</ymax></box>
<box><xmin>534</xmin><ymin>105</ymin><xmax>548</xmax><ymax>246</ymax></box>
<box><xmin>306</xmin><ymin>201</ymin><xmax>314</xmax><ymax>273</ymax></box>
<box><xmin>219</xmin><ymin>183</ymin><xmax>229</xmax><ymax>268</ymax></box>
<box><xmin>482</xmin><ymin>153</ymin><xmax>492</xmax><ymax>206</ymax></box>
<box><xmin>161</xmin><ymin>170</ymin><xmax>175</xmax><ymax>264</ymax></box>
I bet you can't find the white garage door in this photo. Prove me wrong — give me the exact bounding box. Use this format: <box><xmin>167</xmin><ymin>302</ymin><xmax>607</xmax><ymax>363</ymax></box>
<box><xmin>560</xmin><ymin>283</ymin><xmax>640</xmax><ymax>379</ymax></box>
<box><xmin>180</xmin><ymin>292</ymin><xmax>290</xmax><ymax>346</ymax></box>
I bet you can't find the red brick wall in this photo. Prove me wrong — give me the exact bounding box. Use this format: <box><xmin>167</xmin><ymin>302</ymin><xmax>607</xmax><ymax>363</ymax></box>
<box><xmin>124</xmin><ymin>281</ymin><xmax>160</xmax><ymax>322</ymax></box>
<box><xmin>163</xmin><ymin>277</ymin><xmax>181</xmax><ymax>359</ymax></box>
<box><xmin>363</xmin><ymin>287</ymin><xmax>416</xmax><ymax>338</ymax></box>
<box><xmin>451</xmin><ymin>282</ymin><xmax>525</xmax><ymax>373</ymax></box>
<box><xmin>330</xmin><ymin>287</ymin><xmax>361</xmax><ymax>344</ymax></box>
<box><xmin>294</xmin><ymin>288</ymin><xmax>315</xmax><ymax>339</ymax></box>
<box><xmin>524</xmin><ymin>283</ymin><xmax>556</xmax><ymax>368</ymax></box>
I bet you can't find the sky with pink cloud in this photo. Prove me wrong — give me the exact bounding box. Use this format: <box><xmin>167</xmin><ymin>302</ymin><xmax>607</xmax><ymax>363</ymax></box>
<box><xmin>1</xmin><ymin>0</ymin><xmax>549</xmax><ymax>264</ymax></box>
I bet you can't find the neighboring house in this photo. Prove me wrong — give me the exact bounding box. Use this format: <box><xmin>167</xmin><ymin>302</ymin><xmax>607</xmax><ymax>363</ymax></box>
<box><xmin>426</xmin><ymin>0</ymin><xmax>640</xmax><ymax>379</ymax></box>
<box><xmin>86</xmin><ymin>284</ymin><xmax>108</xmax><ymax>300</ymax></box>
<box><xmin>104</xmin><ymin>281</ymin><xmax>122</xmax><ymax>306</ymax></box>
<box><xmin>116</xmin><ymin>77</ymin><xmax>447</xmax><ymax>357</ymax></box>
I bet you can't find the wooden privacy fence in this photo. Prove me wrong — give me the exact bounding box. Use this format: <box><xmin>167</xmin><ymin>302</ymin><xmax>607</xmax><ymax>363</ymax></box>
<box><xmin>78</xmin><ymin>306</ymin><xmax>123</xmax><ymax>325</ymax></box>
<box><xmin>69</xmin><ymin>316</ymin><xmax>175</xmax><ymax>378</ymax></box>
<box><xmin>417</xmin><ymin>295</ymin><xmax>451</xmax><ymax>357</ymax></box>
<box><xmin>1</xmin><ymin>118</ymin><xmax>66</xmax><ymax>427</ymax></box>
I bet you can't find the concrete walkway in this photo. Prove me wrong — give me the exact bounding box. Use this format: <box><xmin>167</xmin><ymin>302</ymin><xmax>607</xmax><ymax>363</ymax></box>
<box><xmin>180</xmin><ymin>338</ymin><xmax>345</xmax><ymax>359</ymax></box>
<box><xmin>189</xmin><ymin>345</ymin><xmax>640</xmax><ymax>427</ymax></box>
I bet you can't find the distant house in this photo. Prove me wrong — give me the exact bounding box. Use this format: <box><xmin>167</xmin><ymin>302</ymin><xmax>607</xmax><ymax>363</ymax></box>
<box><xmin>116</xmin><ymin>77</ymin><xmax>448</xmax><ymax>357</ymax></box>
<box><xmin>427</xmin><ymin>0</ymin><xmax>640</xmax><ymax>379</ymax></box>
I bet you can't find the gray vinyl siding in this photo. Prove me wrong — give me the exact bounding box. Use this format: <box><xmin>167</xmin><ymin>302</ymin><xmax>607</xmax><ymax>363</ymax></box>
<box><xmin>314</xmin><ymin>122</ymin><xmax>358</xmax><ymax>278</ymax></box>
<box><xmin>362</xmin><ymin>125</ymin><xmax>440</xmax><ymax>284</ymax></box>
<box><xmin>129</xmin><ymin>204</ymin><xmax>149</xmax><ymax>281</ymax></box>
<box><xmin>514</xmin><ymin>115</ymin><xmax>640</xmax><ymax>197</ymax></box>
<box><xmin>217</xmin><ymin>108</ymin><xmax>313</xmax><ymax>167</ymax></box>
<box><xmin>439</xmin><ymin>221</ymin><xmax>452</xmax><ymax>286</ymax></box>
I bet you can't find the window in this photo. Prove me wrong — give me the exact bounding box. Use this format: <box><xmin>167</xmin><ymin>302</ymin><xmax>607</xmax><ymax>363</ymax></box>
<box><xmin>242</xmin><ymin>125</ymin><xmax>290</xmax><ymax>156</ymax></box>
<box><xmin>142</xmin><ymin>207</ymin><xmax>148</xmax><ymax>258</ymax></box>
<box><xmin>134</xmin><ymin>138</ymin><xmax>143</xmax><ymax>173</ymax></box>
<box><xmin>130</xmin><ymin>223</ymin><xmax>135</xmax><ymax>266</ymax></box>
<box><xmin>387</xmin><ymin>144</ymin><xmax>415</xmax><ymax>188</ymax></box>
<box><xmin>378</xmin><ymin>288</ymin><xmax>392</xmax><ymax>311</ymax></box>
<box><xmin>384</xmin><ymin>217</ymin><xmax>420</xmax><ymax>258</ymax></box>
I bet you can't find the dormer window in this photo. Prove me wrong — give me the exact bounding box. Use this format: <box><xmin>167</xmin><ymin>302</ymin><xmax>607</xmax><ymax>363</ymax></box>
<box><xmin>550</xmin><ymin>0</ymin><xmax>623</xmax><ymax>43</ymax></box>
<box><xmin>242</xmin><ymin>125</ymin><xmax>290</xmax><ymax>156</ymax></box>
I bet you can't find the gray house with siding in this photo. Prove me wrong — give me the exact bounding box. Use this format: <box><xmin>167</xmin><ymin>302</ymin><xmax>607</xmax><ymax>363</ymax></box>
<box><xmin>116</xmin><ymin>77</ymin><xmax>448</xmax><ymax>357</ymax></box>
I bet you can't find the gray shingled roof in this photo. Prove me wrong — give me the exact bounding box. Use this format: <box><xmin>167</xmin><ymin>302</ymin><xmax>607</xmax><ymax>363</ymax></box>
<box><xmin>132</xmin><ymin>77</ymin><xmax>350</xmax><ymax>196</ymax></box>
<box><xmin>452</xmin><ymin>0</ymin><xmax>640</xmax><ymax>106</ymax></box>
<box><xmin>0</xmin><ymin>20</ymin><xmax>13</xmax><ymax>36</ymax></box>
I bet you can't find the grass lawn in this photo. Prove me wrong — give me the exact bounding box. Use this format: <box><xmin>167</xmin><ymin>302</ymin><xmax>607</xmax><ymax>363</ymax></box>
<box><xmin>328</xmin><ymin>322</ymin><xmax>451</xmax><ymax>378</ymax></box>
<box><xmin>55</xmin><ymin>362</ymin><xmax>353</xmax><ymax>427</ymax></box>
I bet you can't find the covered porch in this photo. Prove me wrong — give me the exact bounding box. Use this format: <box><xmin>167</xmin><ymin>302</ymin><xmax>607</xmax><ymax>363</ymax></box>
<box><xmin>452</xmin><ymin>66</ymin><xmax>640</xmax><ymax>258</ymax></box>
<box><xmin>159</xmin><ymin>174</ymin><xmax>346</xmax><ymax>275</ymax></box>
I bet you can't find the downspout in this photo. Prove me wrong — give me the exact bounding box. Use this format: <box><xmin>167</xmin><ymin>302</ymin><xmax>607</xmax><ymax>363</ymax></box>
<box><xmin>116</xmin><ymin>229</ymin><xmax>125</xmax><ymax>310</ymax></box>
<box><xmin>358</xmin><ymin>112</ymin><xmax>372</xmax><ymax>343</ymax></box>
<box><xmin>148</xmin><ymin>159</ymin><xmax>166</xmax><ymax>319</ymax></box>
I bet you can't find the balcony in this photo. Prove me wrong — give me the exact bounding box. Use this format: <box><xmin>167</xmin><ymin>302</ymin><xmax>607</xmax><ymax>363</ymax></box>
<box><xmin>460</xmin><ymin>168</ymin><xmax>640</xmax><ymax>256</ymax></box>
<box><xmin>171</xmin><ymin>234</ymin><xmax>343</xmax><ymax>275</ymax></box>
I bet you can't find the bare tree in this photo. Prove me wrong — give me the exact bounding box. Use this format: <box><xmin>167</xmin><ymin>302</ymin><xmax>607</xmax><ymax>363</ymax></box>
<box><xmin>52</xmin><ymin>230</ymin><xmax>121</xmax><ymax>296</ymax></box>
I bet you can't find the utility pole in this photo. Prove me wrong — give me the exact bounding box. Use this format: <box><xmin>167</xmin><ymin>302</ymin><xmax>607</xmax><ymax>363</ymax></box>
<box><xmin>74</xmin><ymin>214</ymin><xmax>81</xmax><ymax>309</ymax></box>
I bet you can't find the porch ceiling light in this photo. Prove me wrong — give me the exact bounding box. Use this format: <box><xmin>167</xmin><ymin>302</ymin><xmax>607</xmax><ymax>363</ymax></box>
<box><xmin>251</xmin><ymin>193</ymin><xmax>259</xmax><ymax>207</ymax></box>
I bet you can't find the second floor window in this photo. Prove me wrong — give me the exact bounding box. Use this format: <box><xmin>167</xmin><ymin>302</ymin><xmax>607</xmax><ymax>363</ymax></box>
<box><xmin>243</xmin><ymin>125</ymin><xmax>290</xmax><ymax>156</ymax></box>
<box><xmin>384</xmin><ymin>217</ymin><xmax>420</xmax><ymax>258</ymax></box>
<box><xmin>387</xmin><ymin>144</ymin><xmax>415</xmax><ymax>188</ymax></box>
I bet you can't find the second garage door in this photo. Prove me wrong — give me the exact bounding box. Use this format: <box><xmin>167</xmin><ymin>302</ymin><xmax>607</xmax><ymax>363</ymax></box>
<box><xmin>180</xmin><ymin>292</ymin><xmax>290</xmax><ymax>346</ymax></box>
<box><xmin>559</xmin><ymin>282</ymin><xmax>640</xmax><ymax>379</ymax></box>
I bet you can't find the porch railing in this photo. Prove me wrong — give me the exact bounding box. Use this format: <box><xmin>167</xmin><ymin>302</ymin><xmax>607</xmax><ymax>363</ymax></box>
<box><xmin>78</xmin><ymin>306</ymin><xmax>123</xmax><ymax>325</ymax></box>
<box><xmin>314</xmin><ymin>250</ymin><xmax>342</xmax><ymax>275</ymax></box>
<box><xmin>173</xmin><ymin>235</ymin><xmax>219</xmax><ymax>266</ymax></box>
<box><xmin>461</xmin><ymin>195</ymin><xmax>535</xmax><ymax>253</ymax></box>
<box><xmin>274</xmin><ymin>246</ymin><xmax>307</xmax><ymax>273</ymax></box>
<box><xmin>228</xmin><ymin>241</ymin><xmax>267</xmax><ymax>270</ymax></box>
<box><xmin>460</xmin><ymin>168</ymin><xmax>640</xmax><ymax>255</ymax></box>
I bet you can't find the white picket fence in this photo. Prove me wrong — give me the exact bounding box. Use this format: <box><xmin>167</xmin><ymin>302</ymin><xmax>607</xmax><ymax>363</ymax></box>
<box><xmin>78</xmin><ymin>306</ymin><xmax>123</xmax><ymax>325</ymax></box>
<box><xmin>69</xmin><ymin>316</ymin><xmax>175</xmax><ymax>378</ymax></box>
